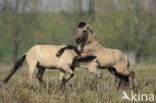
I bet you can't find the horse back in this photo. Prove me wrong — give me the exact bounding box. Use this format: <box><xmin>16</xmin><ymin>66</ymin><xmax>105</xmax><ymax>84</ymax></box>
<box><xmin>26</xmin><ymin>45</ymin><xmax>75</xmax><ymax>68</ymax></box>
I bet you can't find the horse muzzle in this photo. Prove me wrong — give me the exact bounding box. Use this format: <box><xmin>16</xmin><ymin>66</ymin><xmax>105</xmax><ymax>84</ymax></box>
<box><xmin>76</xmin><ymin>38</ymin><xmax>81</xmax><ymax>44</ymax></box>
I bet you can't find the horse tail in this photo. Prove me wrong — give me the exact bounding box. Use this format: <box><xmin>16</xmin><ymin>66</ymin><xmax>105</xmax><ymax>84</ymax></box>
<box><xmin>3</xmin><ymin>54</ymin><xmax>26</xmax><ymax>84</ymax></box>
<box><xmin>56</xmin><ymin>45</ymin><xmax>81</xmax><ymax>57</ymax></box>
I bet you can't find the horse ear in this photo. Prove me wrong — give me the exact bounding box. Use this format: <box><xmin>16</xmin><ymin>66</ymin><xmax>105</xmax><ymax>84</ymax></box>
<box><xmin>78</xmin><ymin>21</ymin><xmax>86</xmax><ymax>28</ymax></box>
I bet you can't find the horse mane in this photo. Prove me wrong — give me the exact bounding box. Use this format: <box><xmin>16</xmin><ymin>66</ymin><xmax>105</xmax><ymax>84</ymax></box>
<box><xmin>71</xmin><ymin>55</ymin><xmax>97</xmax><ymax>68</ymax></box>
<box><xmin>73</xmin><ymin>56</ymin><xmax>96</xmax><ymax>62</ymax></box>
<box><xmin>56</xmin><ymin>45</ymin><xmax>81</xmax><ymax>57</ymax></box>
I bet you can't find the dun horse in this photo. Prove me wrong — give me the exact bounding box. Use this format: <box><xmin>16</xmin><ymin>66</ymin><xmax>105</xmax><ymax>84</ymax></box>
<box><xmin>2</xmin><ymin>45</ymin><xmax>102</xmax><ymax>87</ymax></box>
<box><xmin>58</xmin><ymin>22</ymin><xmax>136</xmax><ymax>89</ymax></box>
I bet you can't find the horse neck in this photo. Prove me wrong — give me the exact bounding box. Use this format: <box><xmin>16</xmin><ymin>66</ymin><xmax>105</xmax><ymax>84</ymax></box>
<box><xmin>94</xmin><ymin>40</ymin><xmax>103</xmax><ymax>48</ymax></box>
<box><xmin>86</xmin><ymin>35</ymin><xmax>103</xmax><ymax>49</ymax></box>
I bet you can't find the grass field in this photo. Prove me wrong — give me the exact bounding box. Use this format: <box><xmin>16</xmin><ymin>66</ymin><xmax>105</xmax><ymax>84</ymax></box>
<box><xmin>0</xmin><ymin>63</ymin><xmax>156</xmax><ymax>103</ymax></box>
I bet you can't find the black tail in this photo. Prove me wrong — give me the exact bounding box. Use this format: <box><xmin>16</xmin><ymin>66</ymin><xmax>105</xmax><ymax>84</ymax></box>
<box><xmin>56</xmin><ymin>45</ymin><xmax>81</xmax><ymax>57</ymax></box>
<box><xmin>3</xmin><ymin>54</ymin><xmax>26</xmax><ymax>83</ymax></box>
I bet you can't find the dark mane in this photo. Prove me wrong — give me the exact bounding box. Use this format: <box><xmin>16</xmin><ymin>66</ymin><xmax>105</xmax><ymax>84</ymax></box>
<box><xmin>80</xmin><ymin>30</ymin><xmax>88</xmax><ymax>52</ymax></box>
<box><xmin>73</xmin><ymin>56</ymin><xmax>96</xmax><ymax>62</ymax></box>
<box><xmin>71</xmin><ymin>55</ymin><xmax>97</xmax><ymax>68</ymax></box>
<box><xmin>56</xmin><ymin>45</ymin><xmax>81</xmax><ymax>57</ymax></box>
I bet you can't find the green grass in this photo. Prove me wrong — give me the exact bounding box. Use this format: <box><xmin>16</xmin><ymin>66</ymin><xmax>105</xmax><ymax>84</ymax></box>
<box><xmin>0</xmin><ymin>64</ymin><xmax>156</xmax><ymax>103</ymax></box>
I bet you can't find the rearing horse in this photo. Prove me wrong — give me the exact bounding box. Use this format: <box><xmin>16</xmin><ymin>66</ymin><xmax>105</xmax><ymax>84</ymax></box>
<box><xmin>75</xmin><ymin>22</ymin><xmax>136</xmax><ymax>88</ymax></box>
<box><xmin>57</xmin><ymin>22</ymin><xmax>136</xmax><ymax>89</ymax></box>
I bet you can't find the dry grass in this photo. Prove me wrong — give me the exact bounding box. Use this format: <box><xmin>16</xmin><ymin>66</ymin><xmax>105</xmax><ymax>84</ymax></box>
<box><xmin>0</xmin><ymin>64</ymin><xmax>156</xmax><ymax>103</ymax></box>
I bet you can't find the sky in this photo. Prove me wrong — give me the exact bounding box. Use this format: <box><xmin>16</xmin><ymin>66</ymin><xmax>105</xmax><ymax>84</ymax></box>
<box><xmin>0</xmin><ymin>0</ymin><xmax>154</xmax><ymax>12</ymax></box>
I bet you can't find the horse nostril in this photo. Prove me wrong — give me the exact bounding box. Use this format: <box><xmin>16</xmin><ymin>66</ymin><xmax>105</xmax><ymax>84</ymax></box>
<box><xmin>83</xmin><ymin>30</ymin><xmax>87</xmax><ymax>34</ymax></box>
<box><xmin>76</xmin><ymin>38</ymin><xmax>80</xmax><ymax>44</ymax></box>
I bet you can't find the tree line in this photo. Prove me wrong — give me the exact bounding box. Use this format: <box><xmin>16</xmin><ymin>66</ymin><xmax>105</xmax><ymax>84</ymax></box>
<box><xmin>0</xmin><ymin>0</ymin><xmax>156</xmax><ymax>63</ymax></box>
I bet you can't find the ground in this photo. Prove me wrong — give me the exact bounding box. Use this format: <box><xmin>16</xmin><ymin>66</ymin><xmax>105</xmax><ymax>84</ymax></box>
<box><xmin>0</xmin><ymin>63</ymin><xmax>155</xmax><ymax>103</ymax></box>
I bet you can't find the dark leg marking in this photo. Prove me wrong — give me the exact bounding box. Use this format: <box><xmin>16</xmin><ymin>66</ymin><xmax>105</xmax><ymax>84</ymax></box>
<box><xmin>36</xmin><ymin>62</ymin><xmax>46</xmax><ymax>87</ymax></box>
<box><xmin>108</xmin><ymin>67</ymin><xmax>129</xmax><ymax>88</ymax></box>
<box><xmin>60</xmin><ymin>66</ymin><xmax>75</xmax><ymax>86</ymax></box>
<box><xmin>61</xmin><ymin>73</ymin><xmax>74</xmax><ymax>86</ymax></box>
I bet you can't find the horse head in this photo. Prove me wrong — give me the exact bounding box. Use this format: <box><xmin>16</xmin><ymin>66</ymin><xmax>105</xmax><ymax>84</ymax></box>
<box><xmin>76</xmin><ymin>21</ymin><xmax>95</xmax><ymax>44</ymax></box>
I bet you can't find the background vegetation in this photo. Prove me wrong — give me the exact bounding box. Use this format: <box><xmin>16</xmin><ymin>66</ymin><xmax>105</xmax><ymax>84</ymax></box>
<box><xmin>0</xmin><ymin>64</ymin><xmax>156</xmax><ymax>103</ymax></box>
<box><xmin>0</xmin><ymin>0</ymin><xmax>156</xmax><ymax>64</ymax></box>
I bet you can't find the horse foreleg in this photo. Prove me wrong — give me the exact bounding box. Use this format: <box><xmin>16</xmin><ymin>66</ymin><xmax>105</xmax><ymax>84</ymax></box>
<box><xmin>61</xmin><ymin>68</ymin><xmax>74</xmax><ymax>85</ymax></box>
<box><xmin>60</xmin><ymin>70</ymin><xmax>65</xmax><ymax>85</ymax></box>
<box><xmin>28</xmin><ymin>65</ymin><xmax>36</xmax><ymax>87</ymax></box>
<box><xmin>64</xmin><ymin>73</ymin><xmax>74</xmax><ymax>83</ymax></box>
<box><xmin>36</xmin><ymin>66</ymin><xmax>46</xmax><ymax>87</ymax></box>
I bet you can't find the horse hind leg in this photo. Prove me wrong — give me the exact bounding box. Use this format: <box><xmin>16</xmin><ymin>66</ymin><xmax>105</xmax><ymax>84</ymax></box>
<box><xmin>120</xmin><ymin>70</ymin><xmax>136</xmax><ymax>89</ymax></box>
<box><xmin>108</xmin><ymin>67</ymin><xmax>120</xmax><ymax>86</ymax></box>
<box><xmin>108</xmin><ymin>67</ymin><xmax>128</xmax><ymax>89</ymax></box>
<box><xmin>114</xmin><ymin>73</ymin><xmax>123</xmax><ymax>89</ymax></box>
<box><xmin>107</xmin><ymin>68</ymin><xmax>128</xmax><ymax>89</ymax></box>
<box><xmin>119</xmin><ymin>75</ymin><xmax>129</xmax><ymax>89</ymax></box>
<box><xmin>118</xmin><ymin>77</ymin><xmax>122</xmax><ymax>89</ymax></box>
<box><xmin>27</xmin><ymin>63</ymin><xmax>37</xmax><ymax>87</ymax></box>
<box><xmin>123</xmin><ymin>75</ymin><xmax>129</xmax><ymax>86</ymax></box>
<box><xmin>129</xmin><ymin>71</ymin><xmax>136</xmax><ymax>90</ymax></box>
<box><xmin>36</xmin><ymin>65</ymin><xmax>46</xmax><ymax>87</ymax></box>
<box><xmin>115</xmin><ymin>64</ymin><xmax>136</xmax><ymax>89</ymax></box>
